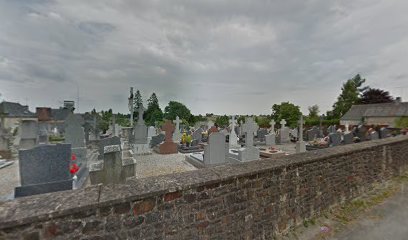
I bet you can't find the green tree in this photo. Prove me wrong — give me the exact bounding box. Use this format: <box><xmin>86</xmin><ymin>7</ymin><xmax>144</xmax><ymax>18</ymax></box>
<box><xmin>255</xmin><ymin>116</ymin><xmax>271</xmax><ymax>128</ymax></box>
<box><xmin>144</xmin><ymin>93</ymin><xmax>163</xmax><ymax>126</ymax></box>
<box><xmin>215</xmin><ymin>115</ymin><xmax>230</xmax><ymax>128</ymax></box>
<box><xmin>308</xmin><ymin>105</ymin><xmax>320</xmax><ymax>119</ymax></box>
<box><xmin>133</xmin><ymin>90</ymin><xmax>143</xmax><ymax>110</ymax></box>
<box><xmin>359</xmin><ymin>88</ymin><xmax>394</xmax><ymax>104</ymax></box>
<box><xmin>332</xmin><ymin>74</ymin><xmax>367</xmax><ymax>118</ymax></box>
<box><xmin>271</xmin><ymin>102</ymin><xmax>302</xmax><ymax>128</ymax></box>
<box><xmin>164</xmin><ymin>101</ymin><xmax>192</xmax><ymax>122</ymax></box>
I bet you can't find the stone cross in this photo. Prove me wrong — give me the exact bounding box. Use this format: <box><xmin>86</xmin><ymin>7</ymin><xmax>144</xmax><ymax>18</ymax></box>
<box><xmin>242</xmin><ymin>117</ymin><xmax>258</xmax><ymax>147</ymax></box>
<box><xmin>270</xmin><ymin>120</ymin><xmax>275</xmax><ymax>133</ymax></box>
<box><xmin>298</xmin><ymin>116</ymin><xmax>304</xmax><ymax>141</ymax></box>
<box><xmin>230</xmin><ymin>116</ymin><xmax>236</xmax><ymax>128</ymax></box>
<box><xmin>162</xmin><ymin>120</ymin><xmax>175</xmax><ymax>143</ymax></box>
<box><xmin>136</xmin><ymin>104</ymin><xmax>145</xmax><ymax>125</ymax></box>
<box><xmin>280</xmin><ymin>119</ymin><xmax>286</xmax><ymax>129</ymax></box>
<box><xmin>128</xmin><ymin>87</ymin><xmax>134</xmax><ymax>127</ymax></box>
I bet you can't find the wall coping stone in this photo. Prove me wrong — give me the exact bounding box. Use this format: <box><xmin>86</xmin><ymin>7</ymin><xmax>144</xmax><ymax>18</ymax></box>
<box><xmin>0</xmin><ymin>135</ymin><xmax>407</xmax><ymax>230</ymax></box>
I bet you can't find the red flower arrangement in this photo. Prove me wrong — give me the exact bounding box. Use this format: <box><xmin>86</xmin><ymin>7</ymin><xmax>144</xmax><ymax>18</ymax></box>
<box><xmin>70</xmin><ymin>163</ymin><xmax>79</xmax><ymax>175</ymax></box>
<box><xmin>69</xmin><ymin>153</ymin><xmax>80</xmax><ymax>175</ymax></box>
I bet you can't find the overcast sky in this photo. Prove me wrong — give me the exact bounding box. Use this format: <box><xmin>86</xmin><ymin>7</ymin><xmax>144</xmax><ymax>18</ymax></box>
<box><xmin>0</xmin><ymin>0</ymin><xmax>407</xmax><ymax>115</ymax></box>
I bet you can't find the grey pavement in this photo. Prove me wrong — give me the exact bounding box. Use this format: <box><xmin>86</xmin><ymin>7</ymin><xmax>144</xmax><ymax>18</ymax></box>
<box><xmin>330</xmin><ymin>184</ymin><xmax>408</xmax><ymax>240</ymax></box>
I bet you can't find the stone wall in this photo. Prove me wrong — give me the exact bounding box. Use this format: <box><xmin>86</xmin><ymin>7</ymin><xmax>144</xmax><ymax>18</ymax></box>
<box><xmin>1</xmin><ymin>136</ymin><xmax>408</xmax><ymax>240</ymax></box>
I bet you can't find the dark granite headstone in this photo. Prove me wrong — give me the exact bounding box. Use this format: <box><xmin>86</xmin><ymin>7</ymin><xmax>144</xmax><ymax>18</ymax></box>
<box><xmin>150</xmin><ymin>134</ymin><xmax>165</xmax><ymax>148</ymax></box>
<box><xmin>379</xmin><ymin>128</ymin><xmax>391</xmax><ymax>139</ymax></box>
<box><xmin>15</xmin><ymin>144</ymin><xmax>72</xmax><ymax>198</ymax></box>
<box><xmin>257</xmin><ymin>129</ymin><xmax>268</xmax><ymax>142</ymax></box>
<box><xmin>343</xmin><ymin>133</ymin><xmax>354</xmax><ymax>145</ymax></box>
<box><xmin>329</xmin><ymin>133</ymin><xmax>341</xmax><ymax>147</ymax></box>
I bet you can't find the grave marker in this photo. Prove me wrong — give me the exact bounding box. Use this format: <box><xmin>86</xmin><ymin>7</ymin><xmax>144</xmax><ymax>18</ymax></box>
<box><xmin>89</xmin><ymin>144</ymin><xmax>136</xmax><ymax>184</ymax></box>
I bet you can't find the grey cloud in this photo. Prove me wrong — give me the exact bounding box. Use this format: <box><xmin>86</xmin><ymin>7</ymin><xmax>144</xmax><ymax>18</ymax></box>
<box><xmin>0</xmin><ymin>0</ymin><xmax>407</xmax><ymax>114</ymax></box>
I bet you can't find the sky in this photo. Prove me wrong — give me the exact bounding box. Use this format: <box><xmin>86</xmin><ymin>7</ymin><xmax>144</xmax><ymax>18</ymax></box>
<box><xmin>0</xmin><ymin>0</ymin><xmax>407</xmax><ymax>115</ymax></box>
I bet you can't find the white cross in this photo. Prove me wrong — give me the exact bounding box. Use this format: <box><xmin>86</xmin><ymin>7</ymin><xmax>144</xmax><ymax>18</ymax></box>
<box><xmin>270</xmin><ymin>120</ymin><xmax>275</xmax><ymax>133</ymax></box>
<box><xmin>242</xmin><ymin>117</ymin><xmax>259</xmax><ymax>147</ymax></box>
<box><xmin>280</xmin><ymin>119</ymin><xmax>287</xmax><ymax>129</ymax></box>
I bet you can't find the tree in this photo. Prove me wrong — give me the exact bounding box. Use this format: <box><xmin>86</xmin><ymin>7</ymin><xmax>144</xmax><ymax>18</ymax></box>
<box><xmin>133</xmin><ymin>90</ymin><xmax>143</xmax><ymax>109</ymax></box>
<box><xmin>271</xmin><ymin>102</ymin><xmax>302</xmax><ymax>128</ymax></box>
<box><xmin>308</xmin><ymin>105</ymin><xmax>320</xmax><ymax>119</ymax></box>
<box><xmin>144</xmin><ymin>93</ymin><xmax>163</xmax><ymax>126</ymax></box>
<box><xmin>332</xmin><ymin>74</ymin><xmax>367</xmax><ymax>118</ymax></box>
<box><xmin>215</xmin><ymin>115</ymin><xmax>230</xmax><ymax>128</ymax></box>
<box><xmin>164</xmin><ymin>101</ymin><xmax>192</xmax><ymax>122</ymax></box>
<box><xmin>255</xmin><ymin>116</ymin><xmax>271</xmax><ymax>128</ymax></box>
<box><xmin>359</xmin><ymin>88</ymin><xmax>394</xmax><ymax>104</ymax></box>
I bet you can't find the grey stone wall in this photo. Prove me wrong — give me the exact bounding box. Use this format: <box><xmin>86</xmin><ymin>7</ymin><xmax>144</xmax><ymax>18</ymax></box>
<box><xmin>1</xmin><ymin>136</ymin><xmax>408</xmax><ymax>239</ymax></box>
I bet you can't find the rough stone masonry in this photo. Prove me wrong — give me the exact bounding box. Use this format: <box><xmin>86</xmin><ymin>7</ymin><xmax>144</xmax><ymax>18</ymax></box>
<box><xmin>0</xmin><ymin>136</ymin><xmax>408</xmax><ymax>239</ymax></box>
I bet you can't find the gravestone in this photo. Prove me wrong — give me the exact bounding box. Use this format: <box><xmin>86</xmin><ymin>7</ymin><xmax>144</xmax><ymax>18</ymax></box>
<box><xmin>64</xmin><ymin>113</ymin><xmax>87</xmax><ymax>172</ymax></box>
<box><xmin>356</xmin><ymin>125</ymin><xmax>368</xmax><ymax>141</ymax></box>
<box><xmin>121</xmin><ymin>127</ymin><xmax>134</xmax><ymax>144</ymax></box>
<box><xmin>38</xmin><ymin>123</ymin><xmax>49</xmax><ymax>144</ymax></box>
<box><xmin>328</xmin><ymin>125</ymin><xmax>337</xmax><ymax>134</ymax></box>
<box><xmin>134</xmin><ymin>105</ymin><xmax>148</xmax><ymax>144</ymax></box>
<box><xmin>265</xmin><ymin>120</ymin><xmax>276</xmax><ymax>146</ymax></box>
<box><xmin>257</xmin><ymin>128</ymin><xmax>268</xmax><ymax>142</ymax></box>
<box><xmin>203</xmin><ymin>132</ymin><xmax>227</xmax><ymax>165</ymax></box>
<box><xmin>156</xmin><ymin>120</ymin><xmax>178</xmax><ymax>154</ymax></box>
<box><xmin>15</xmin><ymin>144</ymin><xmax>73</xmax><ymax>197</ymax></box>
<box><xmin>307</xmin><ymin>126</ymin><xmax>320</xmax><ymax>141</ymax></box>
<box><xmin>133</xmin><ymin>105</ymin><xmax>150</xmax><ymax>155</ymax></box>
<box><xmin>89</xmin><ymin>144</ymin><xmax>136</xmax><ymax>185</ymax></box>
<box><xmin>329</xmin><ymin>133</ymin><xmax>342</xmax><ymax>147</ymax></box>
<box><xmin>97</xmin><ymin>136</ymin><xmax>121</xmax><ymax>160</ymax></box>
<box><xmin>147</xmin><ymin>126</ymin><xmax>156</xmax><ymax>140</ymax></box>
<box><xmin>229</xmin><ymin>117</ymin><xmax>259</xmax><ymax>162</ymax></box>
<box><xmin>369</xmin><ymin>131</ymin><xmax>379</xmax><ymax>140</ymax></box>
<box><xmin>279</xmin><ymin>119</ymin><xmax>290</xmax><ymax>144</ymax></box>
<box><xmin>343</xmin><ymin>132</ymin><xmax>354</xmax><ymax>144</ymax></box>
<box><xmin>229</xmin><ymin>116</ymin><xmax>239</xmax><ymax>148</ymax></box>
<box><xmin>65</xmin><ymin>113</ymin><xmax>86</xmax><ymax>148</ymax></box>
<box><xmin>173</xmin><ymin>116</ymin><xmax>182</xmax><ymax>142</ymax></box>
<box><xmin>150</xmin><ymin>133</ymin><xmax>165</xmax><ymax>148</ymax></box>
<box><xmin>291</xmin><ymin>128</ymin><xmax>298</xmax><ymax>139</ymax></box>
<box><xmin>192</xmin><ymin>128</ymin><xmax>204</xmax><ymax>146</ymax></box>
<box><xmin>379</xmin><ymin>128</ymin><xmax>391</xmax><ymax>139</ymax></box>
<box><xmin>296</xmin><ymin>116</ymin><xmax>306</xmax><ymax>153</ymax></box>
<box><xmin>19</xmin><ymin>119</ymin><xmax>38</xmax><ymax>149</ymax></box>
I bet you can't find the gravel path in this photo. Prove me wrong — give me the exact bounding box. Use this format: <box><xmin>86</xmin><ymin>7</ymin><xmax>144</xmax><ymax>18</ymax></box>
<box><xmin>135</xmin><ymin>152</ymin><xmax>197</xmax><ymax>179</ymax></box>
<box><xmin>0</xmin><ymin>159</ymin><xmax>19</xmax><ymax>201</ymax></box>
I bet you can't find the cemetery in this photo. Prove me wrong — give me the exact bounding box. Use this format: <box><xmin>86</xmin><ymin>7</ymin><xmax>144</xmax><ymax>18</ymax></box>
<box><xmin>1</xmin><ymin>1</ymin><xmax>408</xmax><ymax>238</ymax></box>
<box><xmin>0</xmin><ymin>87</ymin><xmax>407</xmax><ymax>239</ymax></box>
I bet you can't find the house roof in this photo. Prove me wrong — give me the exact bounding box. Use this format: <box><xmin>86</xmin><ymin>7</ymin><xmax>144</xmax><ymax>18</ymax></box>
<box><xmin>0</xmin><ymin>101</ymin><xmax>36</xmax><ymax>118</ymax></box>
<box><xmin>341</xmin><ymin>102</ymin><xmax>408</xmax><ymax>120</ymax></box>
